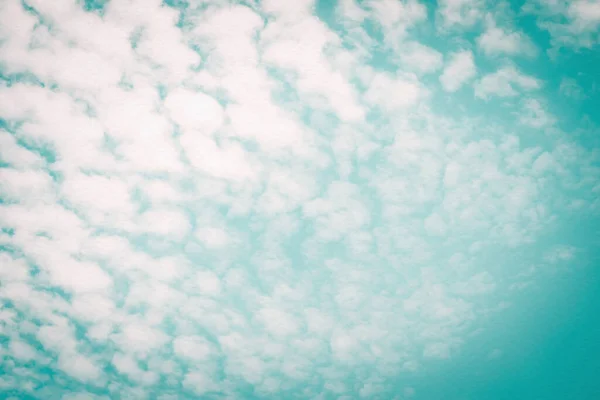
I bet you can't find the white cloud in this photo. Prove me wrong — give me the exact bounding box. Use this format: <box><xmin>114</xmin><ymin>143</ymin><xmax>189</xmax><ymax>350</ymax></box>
<box><xmin>397</xmin><ymin>42</ymin><xmax>444</xmax><ymax>74</ymax></box>
<box><xmin>9</xmin><ymin>340</ymin><xmax>37</xmax><ymax>361</ymax></box>
<box><xmin>39</xmin><ymin>256</ymin><xmax>113</xmax><ymax>294</ymax></box>
<box><xmin>164</xmin><ymin>88</ymin><xmax>224</xmax><ymax>134</ymax></box>
<box><xmin>225</xmin><ymin>102</ymin><xmax>308</xmax><ymax>152</ymax></box>
<box><xmin>477</xmin><ymin>16</ymin><xmax>537</xmax><ymax>57</ymax></box>
<box><xmin>305</xmin><ymin>308</ymin><xmax>335</xmax><ymax>336</ymax></box>
<box><xmin>261</xmin><ymin>0</ymin><xmax>315</xmax><ymax>18</ymax></box>
<box><xmin>359</xmin><ymin>378</ymin><xmax>385</xmax><ymax>397</ymax></box>
<box><xmin>136</xmin><ymin>208</ymin><xmax>191</xmax><ymax>240</ymax></box>
<box><xmin>261</xmin><ymin>15</ymin><xmax>365</xmax><ymax>122</ymax></box>
<box><xmin>180</xmin><ymin>135</ymin><xmax>260</xmax><ymax>182</ymax></box>
<box><xmin>0</xmin><ymin>85</ymin><xmax>114</xmax><ymax>173</ymax></box>
<box><xmin>568</xmin><ymin>1</ymin><xmax>600</xmax><ymax>29</ymax></box>
<box><xmin>112</xmin><ymin>322</ymin><xmax>168</xmax><ymax>356</ymax></box>
<box><xmin>258</xmin><ymin>307</ymin><xmax>300</xmax><ymax>337</ymax></box>
<box><xmin>139</xmin><ymin>179</ymin><xmax>184</xmax><ymax>204</ymax></box>
<box><xmin>0</xmin><ymin>254</ymin><xmax>29</xmax><ymax>283</ymax></box>
<box><xmin>337</xmin><ymin>0</ymin><xmax>369</xmax><ymax>24</ymax></box>
<box><xmin>58</xmin><ymin>352</ymin><xmax>102</xmax><ymax>383</ymax></box>
<box><xmin>37</xmin><ymin>322</ymin><xmax>78</xmax><ymax>355</ymax></box>
<box><xmin>519</xmin><ymin>99</ymin><xmax>556</xmax><ymax>128</ymax></box>
<box><xmin>532</xmin><ymin>152</ymin><xmax>557</xmax><ymax>175</ymax></box>
<box><xmin>195</xmin><ymin>226</ymin><xmax>230</xmax><ymax>249</ymax></box>
<box><xmin>183</xmin><ymin>370</ymin><xmax>217</xmax><ymax>395</ymax></box>
<box><xmin>544</xmin><ymin>245</ymin><xmax>577</xmax><ymax>263</ymax></box>
<box><xmin>112</xmin><ymin>353</ymin><xmax>158</xmax><ymax>385</ymax></box>
<box><xmin>454</xmin><ymin>272</ymin><xmax>496</xmax><ymax>296</ymax></box>
<box><xmin>437</xmin><ymin>0</ymin><xmax>484</xmax><ymax>29</ymax></box>
<box><xmin>523</xmin><ymin>0</ymin><xmax>600</xmax><ymax>49</ymax></box>
<box><xmin>424</xmin><ymin>213</ymin><xmax>448</xmax><ymax>236</ymax></box>
<box><xmin>439</xmin><ymin>50</ymin><xmax>476</xmax><ymax>92</ymax></box>
<box><xmin>367</xmin><ymin>0</ymin><xmax>427</xmax><ymax>36</ymax></box>
<box><xmin>62</xmin><ymin>394</ymin><xmax>108</xmax><ymax>400</ymax></box>
<box><xmin>61</xmin><ymin>173</ymin><xmax>134</xmax><ymax>225</ymax></box>
<box><xmin>95</xmin><ymin>86</ymin><xmax>184</xmax><ymax>174</ymax></box>
<box><xmin>364</xmin><ymin>71</ymin><xmax>426</xmax><ymax>110</ymax></box>
<box><xmin>474</xmin><ymin>66</ymin><xmax>541</xmax><ymax>99</ymax></box>
<box><xmin>71</xmin><ymin>294</ymin><xmax>116</xmax><ymax>323</ymax></box>
<box><xmin>0</xmin><ymin>168</ymin><xmax>55</xmax><ymax>204</ymax></box>
<box><xmin>559</xmin><ymin>77</ymin><xmax>585</xmax><ymax>99</ymax></box>
<box><xmin>443</xmin><ymin>161</ymin><xmax>463</xmax><ymax>188</ymax></box>
<box><xmin>193</xmin><ymin>270</ymin><xmax>222</xmax><ymax>296</ymax></box>
<box><xmin>488</xmin><ymin>348</ymin><xmax>503</xmax><ymax>359</ymax></box>
<box><xmin>173</xmin><ymin>335</ymin><xmax>213</xmax><ymax>361</ymax></box>
<box><xmin>256</xmin><ymin>169</ymin><xmax>318</xmax><ymax>215</ymax></box>
<box><xmin>0</xmin><ymin>130</ymin><xmax>44</xmax><ymax>168</ymax></box>
<box><xmin>303</xmin><ymin>181</ymin><xmax>371</xmax><ymax>241</ymax></box>
<box><xmin>423</xmin><ymin>342</ymin><xmax>452</xmax><ymax>359</ymax></box>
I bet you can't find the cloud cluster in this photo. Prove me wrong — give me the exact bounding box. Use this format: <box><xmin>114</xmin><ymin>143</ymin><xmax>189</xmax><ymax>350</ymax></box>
<box><xmin>524</xmin><ymin>0</ymin><xmax>600</xmax><ymax>50</ymax></box>
<box><xmin>0</xmin><ymin>0</ymin><xmax>598</xmax><ymax>399</ymax></box>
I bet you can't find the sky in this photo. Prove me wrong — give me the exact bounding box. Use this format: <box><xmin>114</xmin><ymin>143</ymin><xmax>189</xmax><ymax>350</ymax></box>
<box><xmin>0</xmin><ymin>0</ymin><xmax>599</xmax><ymax>399</ymax></box>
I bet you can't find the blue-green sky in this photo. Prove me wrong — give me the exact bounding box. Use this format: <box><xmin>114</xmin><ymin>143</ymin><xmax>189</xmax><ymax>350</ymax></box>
<box><xmin>0</xmin><ymin>0</ymin><xmax>599</xmax><ymax>399</ymax></box>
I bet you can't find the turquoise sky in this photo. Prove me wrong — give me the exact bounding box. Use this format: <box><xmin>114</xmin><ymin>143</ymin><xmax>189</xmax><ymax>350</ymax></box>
<box><xmin>0</xmin><ymin>0</ymin><xmax>599</xmax><ymax>399</ymax></box>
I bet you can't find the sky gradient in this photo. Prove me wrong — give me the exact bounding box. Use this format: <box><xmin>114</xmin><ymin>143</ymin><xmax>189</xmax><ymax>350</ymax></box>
<box><xmin>0</xmin><ymin>0</ymin><xmax>599</xmax><ymax>399</ymax></box>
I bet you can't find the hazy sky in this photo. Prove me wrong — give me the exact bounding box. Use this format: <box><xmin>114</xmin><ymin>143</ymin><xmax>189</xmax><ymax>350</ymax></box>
<box><xmin>0</xmin><ymin>0</ymin><xmax>599</xmax><ymax>399</ymax></box>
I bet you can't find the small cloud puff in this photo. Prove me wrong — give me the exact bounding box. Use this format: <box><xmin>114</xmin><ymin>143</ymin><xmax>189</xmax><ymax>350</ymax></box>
<box><xmin>440</xmin><ymin>50</ymin><xmax>477</xmax><ymax>92</ymax></box>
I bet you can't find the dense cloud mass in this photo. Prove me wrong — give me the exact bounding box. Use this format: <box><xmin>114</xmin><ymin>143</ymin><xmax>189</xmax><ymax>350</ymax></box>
<box><xmin>0</xmin><ymin>0</ymin><xmax>599</xmax><ymax>399</ymax></box>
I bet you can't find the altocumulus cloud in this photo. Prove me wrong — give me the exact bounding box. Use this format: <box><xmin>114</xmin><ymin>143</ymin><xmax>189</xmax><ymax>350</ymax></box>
<box><xmin>0</xmin><ymin>0</ymin><xmax>599</xmax><ymax>399</ymax></box>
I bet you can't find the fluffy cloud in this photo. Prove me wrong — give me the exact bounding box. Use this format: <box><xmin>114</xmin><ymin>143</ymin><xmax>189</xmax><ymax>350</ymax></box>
<box><xmin>439</xmin><ymin>50</ymin><xmax>477</xmax><ymax>92</ymax></box>
<box><xmin>436</xmin><ymin>0</ymin><xmax>484</xmax><ymax>29</ymax></box>
<box><xmin>523</xmin><ymin>0</ymin><xmax>600</xmax><ymax>49</ymax></box>
<box><xmin>173</xmin><ymin>335</ymin><xmax>213</xmax><ymax>361</ymax></box>
<box><xmin>9</xmin><ymin>340</ymin><xmax>37</xmax><ymax>361</ymax></box>
<box><xmin>559</xmin><ymin>77</ymin><xmax>585</xmax><ymax>99</ymax></box>
<box><xmin>518</xmin><ymin>98</ymin><xmax>556</xmax><ymax>128</ymax></box>
<box><xmin>164</xmin><ymin>88</ymin><xmax>224</xmax><ymax>134</ymax></box>
<box><xmin>474</xmin><ymin>65</ymin><xmax>541</xmax><ymax>99</ymax></box>
<box><xmin>364</xmin><ymin>71</ymin><xmax>427</xmax><ymax>110</ymax></box>
<box><xmin>367</xmin><ymin>0</ymin><xmax>427</xmax><ymax>41</ymax></box>
<box><xmin>397</xmin><ymin>41</ymin><xmax>444</xmax><ymax>74</ymax></box>
<box><xmin>477</xmin><ymin>15</ymin><xmax>537</xmax><ymax>57</ymax></box>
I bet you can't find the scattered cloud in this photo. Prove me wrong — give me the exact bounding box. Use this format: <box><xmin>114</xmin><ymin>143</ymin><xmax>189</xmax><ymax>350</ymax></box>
<box><xmin>397</xmin><ymin>41</ymin><xmax>444</xmax><ymax>75</ymax></box>
<box><xmin>364</xmin><ymin>71</ymin><xmax>427</xmax><ymax>110</ymax></box>
<box><xmin>440</xmin><ymin>50</ymin><xmax>477</xmax><ymax>92</ymax></box>
<box><xmin>477</xmin><ymin>15</ymin><xmax>537</xmax><ymax>57</ymax></box>
<box><xmin>436</xmin><ymin>0</ymin><xmax>484</xmax><ymax>29</ymax></box>
<box><xmin>474</xmin><ymin>65</ymin><xmax>541</xmax><ymax>99</ymax></box>
<box><xmin>523</xmin><ymin>0</ymin><xmax>600</xmax><ymax>49</ymax></box>
<box><xmin>0</xmin><ymin>0</ymin><xmax>597</xmax><ymax>399</ymax></box>
<box><xmin>544</xmin><ymin>245</ymin><xmax>578</xmax><ymax>264</ymax></box>
<box><xmin>519</xmin><ymin>99</ymin><xmax>556</xmax><ymax>128</ymax></box>
<box><xmin>559</xmin><ymin>77</ymin><xmax>586</xmax><ymax>99</ymax></box>
<box><xmin>367</xmin><ymin>0</ymin><xmax>427</xmax><ymax>44</ymax></box>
